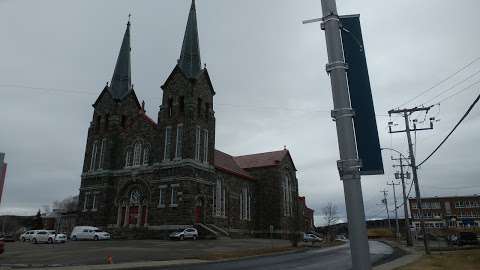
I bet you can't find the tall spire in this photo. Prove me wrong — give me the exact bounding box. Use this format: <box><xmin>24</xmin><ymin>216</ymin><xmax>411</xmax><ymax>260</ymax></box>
<box><xmin>178</xmin><ymin>0</ymin><xmax>202</xmax><ymax>78</ymax></box>
<box><xmin>109</xmin><ymin>19</ymin><xmax>132</xmax><ymax>100</ymax></box>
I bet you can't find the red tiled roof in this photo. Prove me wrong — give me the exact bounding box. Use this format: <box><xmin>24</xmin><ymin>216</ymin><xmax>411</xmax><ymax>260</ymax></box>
<box><xmin>139</xmin><ymin>111</ymin><xmax>157</xmax><ymax>128</ymax></box>
<box><xmin>214</xmin><ymin>150</ymin><xmax>254</xmax><ymax>180</ymax></box>
<box><xmin>234</xmin><ymin>150</ymin><xmax>290</xmax><ymax>169</ymax></box>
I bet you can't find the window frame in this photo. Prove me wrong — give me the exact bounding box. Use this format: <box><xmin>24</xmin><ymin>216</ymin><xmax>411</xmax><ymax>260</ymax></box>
<box><xmin>175</xmin><ymin>124</ymin><xmax>184</xmax><ymax>159</ymax></box>
<box><xmin>164</xmin><ymin>126</ymin><xmax>172</xmax><ymax>161</ymax></box>
<box><xmin>89</xmin><ymin>141</ymin><xmax>98</xmax><ymax>172</ymax></box>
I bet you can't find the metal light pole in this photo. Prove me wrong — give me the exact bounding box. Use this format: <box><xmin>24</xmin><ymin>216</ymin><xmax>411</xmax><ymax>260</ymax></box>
<box><xmin>320</xmin><ymin>0</ymin><xmax>371</xmax><ymax>269</ymax></box>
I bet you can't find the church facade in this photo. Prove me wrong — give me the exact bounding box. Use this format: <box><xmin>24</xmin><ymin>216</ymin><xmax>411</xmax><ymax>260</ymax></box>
<box><xmin>78</xmin><ymin>1</ymin><xmax>302</xmax><ymax>238</ymax></box>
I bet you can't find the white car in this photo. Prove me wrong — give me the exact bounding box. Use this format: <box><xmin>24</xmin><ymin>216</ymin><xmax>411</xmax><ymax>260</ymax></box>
<box><xmin>20</xmin><ymin>230</ymin><xmax>38</xmax><ymax>242</ymax></box>
<box><xmin>303</xmin><ymin>233</ymin><xmax>322</xmax><ymax>242</ymax></box>
<box><xmin>70</xmin><ymin>226</ymin><xmax>111</xmax><ymax>241</ymax></box>
<box><xmin>47</xmin><ymin>230</ymin><xmax>67</xmax><ymax>243</ymax></box>
<box><xmin>169</xmin><ymin>228</ymin><xmax>198</xmax><ymax>240</ymax></box>
<box><xmin>30</xmin><ymin>230</ymin><xmax>67</xmax><ymax>244</ymax></box>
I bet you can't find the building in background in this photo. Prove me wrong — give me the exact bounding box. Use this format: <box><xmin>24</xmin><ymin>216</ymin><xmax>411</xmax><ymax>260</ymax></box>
<box><xmin>409</xmin><ymin>195</ymin><xmax>480</xmax><ymax>229</ymax></box>
<box><xmin>0</xmin><ymin>152</ymin><xmax>7</xmax><ymax>205</ymax></box>
<box><xmin>298</xmin><ymin>196</ymin><xmax>315</xmax><ymax>232</ymax></box>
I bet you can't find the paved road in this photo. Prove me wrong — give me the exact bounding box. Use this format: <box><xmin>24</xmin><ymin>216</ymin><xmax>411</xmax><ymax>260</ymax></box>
<box><xmin>163</xmin><ymin>241</ymin><xmax>393</xmax><ymax>270</ymax></box>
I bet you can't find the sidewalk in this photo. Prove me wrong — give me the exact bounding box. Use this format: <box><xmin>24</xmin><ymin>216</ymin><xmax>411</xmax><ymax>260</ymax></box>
<box><xmin>373</xmin><ymin>241</ymin><xmax>423</xmax><ymax>270</ymax></box>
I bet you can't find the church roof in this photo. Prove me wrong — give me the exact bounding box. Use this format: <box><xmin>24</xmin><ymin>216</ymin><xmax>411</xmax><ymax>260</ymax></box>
<box><xmin>214</xmin><ymin>150</ymin><xmax>254</xmax><ymax>180</ymax></box>
<box><xmin>234</xmin><ymin>150</ymin><xmax>296</xmax><ymax>170</ymax></box>
<box><xmin>109</xmin><ymin>21</ymin><xmax>132</xmax><ymax>100</ymax></box>
<box><xmin>178</xmin><ymin>0</ymin><xmax>202</xmax><ymax>79</ymax></box>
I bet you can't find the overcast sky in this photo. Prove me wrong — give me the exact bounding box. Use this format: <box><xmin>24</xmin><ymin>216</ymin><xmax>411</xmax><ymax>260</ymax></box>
<box><xmin>1</xmin><ymin>0</ymin><xmax>479</xmax><ymax>225</ymax></box>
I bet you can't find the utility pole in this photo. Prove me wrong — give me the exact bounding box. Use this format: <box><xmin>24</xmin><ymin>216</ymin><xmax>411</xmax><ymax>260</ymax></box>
<box><xmin>387</xmin><ymin>181</ymin><xmax>400</xmax><ymax>240</ymax></box>
<box><xmin>388</xmin><ymin>106</ymin><xmax>434</xmax><ymax>255</ymax></box>
<box><xmin>380</xmin><ymin>189</ymin><xmax>392</xmax><ymax>232</ymax></box>
<box><xmin>392</xmin><ymin>155</ymin><xmax>413</xmax><ymax>246</ymax></box>
<box><xmin>303</xmin><ymin>0</ymin><xmax>372</xmax><ymax>269</ymax></box>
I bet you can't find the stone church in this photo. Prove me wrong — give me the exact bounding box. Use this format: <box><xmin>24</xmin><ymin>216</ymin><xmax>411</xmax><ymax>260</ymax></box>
<box><xmin>78</xmin><ymin>1</ymin><xmax>304</xmax><ymax>238</ymax></box>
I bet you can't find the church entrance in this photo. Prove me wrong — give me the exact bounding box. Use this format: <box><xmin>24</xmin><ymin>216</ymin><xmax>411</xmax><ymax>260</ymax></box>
<box><xmin>116</xmin><ymin>188</ymin><xmax>149</xmax><ymax>228</ymax></box>
<box><xmin>195</xmin><ymin>197</ymin><xmax>204</xmax><ymax>224</ymax></box>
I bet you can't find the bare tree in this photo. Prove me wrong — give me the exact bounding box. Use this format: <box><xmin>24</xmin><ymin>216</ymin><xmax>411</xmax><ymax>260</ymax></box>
<box><xmin>322</xmin><ymin>202</ymin><xmax>339</xmax><ymax>241</ymax></box>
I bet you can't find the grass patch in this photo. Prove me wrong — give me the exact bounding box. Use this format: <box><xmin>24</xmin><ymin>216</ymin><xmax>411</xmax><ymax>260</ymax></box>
<box><xmin>396</xmin><ymin>249</ymin><xmax>480</xmax><ymax>270</ymax></box>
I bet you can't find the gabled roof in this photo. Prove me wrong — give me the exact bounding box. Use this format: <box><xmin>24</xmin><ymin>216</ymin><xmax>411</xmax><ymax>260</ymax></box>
<box><xmin>234</xmin><ymin>150</ymin><xmax>296</xmax><ymax>171</ymax></box>
<box><xmin>178</xmin><ymin>0</ymin><xmax>202</xmax><ymax>79</ymax></box>
<box><xmin>139</xmin><ymin>111</ymin><xmax>157</xmax><ymax>128</ymax></box>
<box><xmin>214</xmin><ymin>150</ymin><xmax>254</xmax><ymax>180</ymax></box>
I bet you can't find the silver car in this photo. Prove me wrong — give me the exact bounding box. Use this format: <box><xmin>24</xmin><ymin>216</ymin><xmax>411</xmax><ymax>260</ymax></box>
<box><xmin>169</xmin><ymin>228</ymin><xmax>198</xmax><ymax>240</ymax></box>
<box><xmin>30</xmin><ymin>230</ymin><xmax>67</xmax><ymax>244</ymax></box>
<box><xmin>20</xmin><ymin>230</ymin><xmax>38</xmax><ymax>242</ymax></box>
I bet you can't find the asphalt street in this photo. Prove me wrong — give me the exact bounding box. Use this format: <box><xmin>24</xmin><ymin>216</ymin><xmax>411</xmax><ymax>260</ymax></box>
<box><xmin>163</xmin><ymin>241</ymin><xmax>393</xmax><ymax>270</ymax></box>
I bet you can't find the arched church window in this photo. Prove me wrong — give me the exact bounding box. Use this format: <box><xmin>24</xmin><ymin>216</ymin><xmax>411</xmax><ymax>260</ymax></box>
<box><xmin>143</xmin><ymin>145</ymin><xmax>150</xmax><ymax>165</ymax></box>
<box><xmin>129</xmin><ymin>189</ymin><xmax>143</xmax><ymax>205</ymax></box>
<box><xmin>133</xmin><ymin>142</ymin><xmax>142</xmax><ymax>166</ymax></box>
<box><xmin>213</xmin><ymin>178</ymin><xmax>226</xmax><ymax>217</ymax></box>
<box><xmin>125</xmin><ymin>147</ymin><xmax>133</xmax><ymax>168</ymax></box>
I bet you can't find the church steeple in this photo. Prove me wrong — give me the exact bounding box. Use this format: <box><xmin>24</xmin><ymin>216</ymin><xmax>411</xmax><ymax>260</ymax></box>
<box><xmin>178</xmin><ymin>0</ymin><xmax>202</xmax><ymax>79</ymax></box>
<box><xmin>109</xmin><ymin>19</ymin><xmax>132</xmax><ymax>100</ymax></box>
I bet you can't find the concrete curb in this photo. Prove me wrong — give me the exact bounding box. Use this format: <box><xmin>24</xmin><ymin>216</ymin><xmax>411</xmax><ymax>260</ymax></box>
<box><xmin>1</xmin><ymin>259</ymin><xmax>207</xmax><ymax>270</ymax></box>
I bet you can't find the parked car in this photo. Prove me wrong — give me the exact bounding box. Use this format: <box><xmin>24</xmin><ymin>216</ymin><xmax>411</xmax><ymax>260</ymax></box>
<box><xmin>169</xmin><ymin>228</ymin><xmax>198</xmax><ymax>240</ymax></box>
<box><xmin>0</xmin><ymin>234</ymin><xmax>15</xmax><ymax>242</ymax></box>
<box><xmin>457</xmin><ymin>232</ymin><xmax>479</xmax><ymax>246</ymax></box>
<box><xmin>70</xmin><ymin>226</ymin><xmax>111</xmax><ymax>241</ymax></box>
<box><xmin>29</xmin><ymin>230</ymin><xmax>67</xmax><ymax>244</ymax></box>
<box><xmin>0</xmin><ymin>238</ymin><xmax>4</xmax><ymax>254</ymax></box>
<box><xmin>303</xmin><ymin>233</ymin><xmax>322</xmax><ymax>242</ymax></box>
<box><xmin>46</xmin><ymin>230</ymin><xmax>67</xmax><ymax>243</ymax></box>
<box><xmin>20</xmin><ymin>230</ymin><xmax>38</xmax><ymax>242</ymax></box>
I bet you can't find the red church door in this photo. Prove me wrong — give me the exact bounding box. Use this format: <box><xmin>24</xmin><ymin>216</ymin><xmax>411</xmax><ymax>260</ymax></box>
<box><xmin>195</xmin><ymin>207</ymin><xmax>201</xmax><ymax>223</ymax></box>
<box><xmin>129</xmin><ymin>206</ymin><xmax>139</xmax><ymax>225</ymax></box>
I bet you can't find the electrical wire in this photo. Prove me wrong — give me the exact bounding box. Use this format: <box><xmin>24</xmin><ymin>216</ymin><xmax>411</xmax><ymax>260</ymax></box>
<box><xmin>397</xmin><ymin>57</ymin><xmax>480</xmax><ymax>108</ymax></box>
<box><xmin>418</xmin><ymin>93</ymin><xmax>480</xmax><ymax>167</ymax></box>
<box><xmin>0</xmin><ymin>82</ymin><xmax>395</xmax><ymax>116</ymax></box>
<box><xmin>436</xmin><ymin>81</ymin><xmax>480</xmax><ymax>104</ymax></box>
<box><xmin>422</xmin><ymin>70</ymin><xmax>480</xmax><ymax>105</ymax></box>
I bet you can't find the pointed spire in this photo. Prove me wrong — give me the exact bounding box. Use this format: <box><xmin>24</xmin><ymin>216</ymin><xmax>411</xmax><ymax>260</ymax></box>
<box><xmin>178</xmin><ymin>0</ymin><xmax>202</xmax><ymax>78</ymax></box>
<box><xmin>109</xmin><ymin>19</ymin><xmax>132</xmax><ymax>100</ymax></box>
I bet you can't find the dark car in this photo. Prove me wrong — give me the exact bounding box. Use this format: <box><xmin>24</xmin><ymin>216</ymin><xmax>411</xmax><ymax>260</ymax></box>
<box><xmin>0</xmin><ymin>239</ymin><xmax>4</xmax><ymax>254</ymax></box>
<box><xmin>0</xmin><ymin>234</ymin><xmax>15</xmax><ymax>242</ymax></box>
<box><xmin>457</xmin><ymin>232</ymin><xmax>479</xmax><ymax>246</ymax></box>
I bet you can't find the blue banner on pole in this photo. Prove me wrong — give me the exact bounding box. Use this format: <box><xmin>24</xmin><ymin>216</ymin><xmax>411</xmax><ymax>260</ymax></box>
<box><xmin>340</xmin><ymin>15</ymin><xmax>384</xmax><ymax>175</ymax></box>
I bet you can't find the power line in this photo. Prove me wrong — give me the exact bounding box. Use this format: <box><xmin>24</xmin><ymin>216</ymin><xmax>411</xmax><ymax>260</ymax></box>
<box><xmin>397</xmin><ymin>57</ymin><xmax>480</xmax><ymax>107</ymax></box>
<box><xmin>422</xmin><ymin>70</ymin><xmax>480</xmax><ymax>105</ymax></box>
<box><xmin>0</xmin><ymin>82</ymin><xmax>396</xmax><ymax>116</ymax></box>
<box><xmin>0</xmin><ymin>83</ymin><xmax>97</xmax><ymax>95</ymax></box>
<box><xmin>436</xmin><ymin>82</ymin><xmax>480</xmax><ymax>104</ymax></box>
<box><xmin>421</xmin><ymin>184</ymin><xmax>480</xmax><ymax>190</ymax></box>
<box><xmin>418</xmin><ymin>93</ymin><xmax>480</xmax><ymax>167</ymax></box>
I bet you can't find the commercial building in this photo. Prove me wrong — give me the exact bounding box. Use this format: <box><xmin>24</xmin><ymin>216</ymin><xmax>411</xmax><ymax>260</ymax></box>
<box><xmin>409</xmin><ymin>195</ymin><xmax>480</xmax><ymax>229</ymax></box>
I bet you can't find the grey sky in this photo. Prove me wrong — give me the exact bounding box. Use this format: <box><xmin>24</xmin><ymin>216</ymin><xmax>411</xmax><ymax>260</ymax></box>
<box><xmin>1</xmin><ymin>0</ymin><xmax>479</xmax><ymax>225</ymax></box>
